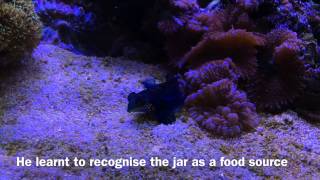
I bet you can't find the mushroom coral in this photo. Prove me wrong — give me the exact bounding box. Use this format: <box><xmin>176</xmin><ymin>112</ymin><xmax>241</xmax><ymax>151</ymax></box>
<box><xmin>185</xmin><ymin>79</ymin><xmax>259</xmax><ymax>137</ymax></box>
<box><xmin>179</xmin><ymin>29</ymin><xmax>265</xmax><ymax>78</ymax></box>
<box><xmin>250</xmin><ymin>29</ymin><xmax>306</xmax><ymax>111</ymax></box>
<box><xmin>0</xmin><ymin>0</ymin><xmax>42</xmax><ymax>66</ymax></box>
<box><xmin>184</xmin><ymin>58</ymin><xmax>238</xmax><ymax>93</ymax></box>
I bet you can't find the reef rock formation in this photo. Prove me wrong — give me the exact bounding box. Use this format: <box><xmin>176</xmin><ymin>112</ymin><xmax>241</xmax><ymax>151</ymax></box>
<box><xmin>185</xmin><ymin>79</ymin><xmax>259</xmax><ymax>137</ymax></box>
<box><xmin>0</xmin><ymin>0</ymin><xmax>41</xmax><ymax>66</ymax></box>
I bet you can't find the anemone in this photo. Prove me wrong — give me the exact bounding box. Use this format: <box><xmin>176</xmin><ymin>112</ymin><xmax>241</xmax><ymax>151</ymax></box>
<box><xmin>185</xmin><ymin>79</ymin><xmax>259</xmax><ymax>137</ymax></box>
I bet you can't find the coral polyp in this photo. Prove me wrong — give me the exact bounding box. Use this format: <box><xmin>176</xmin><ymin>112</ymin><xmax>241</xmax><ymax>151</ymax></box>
<box><xmin>250</xmin><ymin>29</ymin><xmax>306</xmax><ymax>111</ymax></box>
<box><xmin>185</xmin><ymin>79</ymin><xmax>259</xmax><ymax>137</ymax></box>
<box><xmin>180</xmin><ymin>29</ymin><xmax>265</xmax><ymax>78</ymax></box>
<box><xmin>184</xmin><ymin>58</ymin><xmax>238</xmax><ymax>93</ymax></box>
<box><xmin>0</xmin><ymin>0</ymin><xmax>41</xmax><ymax>66</ymax></box>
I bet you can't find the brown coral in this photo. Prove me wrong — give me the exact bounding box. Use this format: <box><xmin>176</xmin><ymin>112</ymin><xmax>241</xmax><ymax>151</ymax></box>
<box><xmin>184</xmin><ymin>58</ymin><xmax>238</xmax><ymax>93</ymax></box>
<box><xmin>185</xmin><ymin>79</ymin><xmax>259</xmax><ymax>137</ymax></box>
<box><xmin>250</xmin><ymin>29</ymin><xmax>306</xmax><ymax>111</ymax></box>
<box><xmin>0</xmin><ymin>0</ymin><xmax>42</xmax><ymax>66</ymax></box>
<box><xmin>179</xmin><ymin>29</ymin><xmax>265</xmax><ymax>78</ymax></box>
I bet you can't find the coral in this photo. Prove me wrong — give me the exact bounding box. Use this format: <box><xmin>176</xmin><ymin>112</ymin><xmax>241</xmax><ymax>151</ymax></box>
<box><xmin>184</xmin><ymin>58</ymin><xmax>238</xmax><ymax>93</ymax></box>
<box><xmin>157</xmin><ymin>18</ymin><xmax>182</xmax><ymax>35</ymax></box>
<box><xmin>308</xmin><ymin>5</ymin><xmax>320</xmax><ymax>43</ymax></box>
<box><xmin>27</xmin><ymin>0</ymin><xmax>320</xmax><ymax>132</ymax></box>
<box><xmin>155</xmin><ymin>0</ymin><xmax>212</xmax><ymax>64</ymax></box>
<box><xmin>0</xmin><ymin>0</ymin><xmax>42</xmax><ymax>66</ymax></box>
<box><xmin>34</xmin><ymin>0</ymin><xmax>95</xmax><ymax>52</ymax></box>
<box><xmin>160</xmin><ymin>11</ymin><xmax>208</xmax><ymax>64</ymax></box>
<box><xmin>265</xmin><ymin>28</ymin><xmax>299</xmax><ymax>48</ymax></box>
<box><xmin>168</xmin><ymin>0</ymin><xmax>199</xmax><ymax>12</ymax></box>
<box><xmin>180</xmin><ymin>29</ymin><xmax>265</xmax><ymax>78</ymax></box>
<box><xmin>250</xmin><ymin>29</ymin><xmax>306</xmax><ymax>111</ymax></box>
<box><xmin>236</xmin><ymin>0</ymin><xmax>261</xmax><ymax>11</ymax></box>
<box><xmin>164</xmin><ymin>28</ymin><xmax>204</xmax><ymax>64</ymax></box>
<box><xmin>300</xmin><ymin>33</ymin><xmax>319</xmax><ymax>66</ymax></box>
<box><xmin>185</xmin><ymin>79</ymin><xmax>259</xmax><ymax>137</ymax></box>
<box><xmin>34</xmin><ymin>0</ymin><xmax>166</xmax><ymax>60</ymax></box>
<box><xmin>252</xmin><ymin>0</ymin><xmax>317</xmax><ymax>34</ymax></box>
<box><xmin>157</xmin><ymin>0</ymin><xmax>206</xmax><ymax>64</ymax></box>
<box><xmin>205</xmin><ymin>6</ymin><xmax>257</xmax><ymax>33</ymax></box>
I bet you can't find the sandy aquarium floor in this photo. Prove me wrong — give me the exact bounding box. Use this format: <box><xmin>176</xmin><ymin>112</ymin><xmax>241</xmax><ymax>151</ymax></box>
<box><xmin>0</xmin><ymin>44</ymin><xmax>320</xmax><ymax>179</ymax></box>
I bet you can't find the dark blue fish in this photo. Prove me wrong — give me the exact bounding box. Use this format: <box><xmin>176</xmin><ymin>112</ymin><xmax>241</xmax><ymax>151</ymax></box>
<box><xmin>127</xmin><ymin>76</ymin><xmax>185</xmax><ymax>124</ymax></box>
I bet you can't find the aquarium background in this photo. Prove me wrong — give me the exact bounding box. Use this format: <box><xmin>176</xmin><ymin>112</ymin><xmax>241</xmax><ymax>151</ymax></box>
<box><xmin>0</xmin><ymin>0</ymin><xmax>320</xmax><ymax>178</ymax></box>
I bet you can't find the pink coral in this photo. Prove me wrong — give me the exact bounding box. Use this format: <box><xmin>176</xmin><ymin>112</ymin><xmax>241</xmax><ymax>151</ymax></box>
<box><xmin>185</xmin><ymin>79</ymin><xmax>259</xmax><ymax>137</ymax></box>
<box><xmin>179</xmin><ymin>29</ymin><xmax>265</xmax><ymax>78</ymax></box>
<box><xmin>184</xmin><ymin>58</ymin><xmax>238</xmax><ymax>93</ymax></box>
